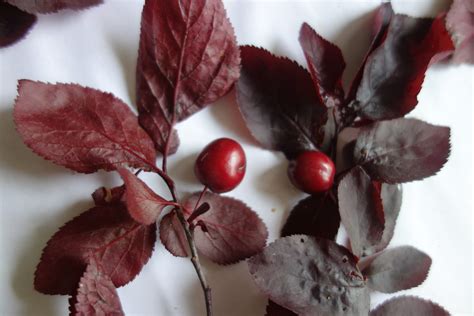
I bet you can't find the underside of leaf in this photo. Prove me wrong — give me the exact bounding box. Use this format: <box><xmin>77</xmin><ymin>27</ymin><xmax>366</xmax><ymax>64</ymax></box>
<box><xmin>14</xmin><ymin>80</ymin><xmax>157</xmax><ymax>174</ymax></box>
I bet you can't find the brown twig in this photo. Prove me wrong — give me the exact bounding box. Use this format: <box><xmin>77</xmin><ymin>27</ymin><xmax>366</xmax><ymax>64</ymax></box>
<box><xmin>153</xmin><ymin>139</ymin><xmax>213</xmax><ymax>316</ymax></box>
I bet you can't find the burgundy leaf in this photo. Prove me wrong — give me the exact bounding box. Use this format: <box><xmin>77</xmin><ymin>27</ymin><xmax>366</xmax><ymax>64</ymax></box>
<box><xmin>353</xmin><ymin>14</ymin><xmax>454</xmax><ymax>120</ymax></box>
<box><xmin>14</xmin><ymin>80</ymin><xmax>157</xmax><ymax>173</ymax></box>
<box><xmin>362</xmin><ymin>246</ymin><xmax>431</xmax><ymax>293</ymax></box>
<box><xmin>0</xmin><ymin>2</ymin><xmax>36</xmax><ymax>48</ymax></box>
<box><xmin>236</xmin><ymin>46</ymin><xmax>330</xmax><ymax>159</ymax></box>
<box><xmin>136</xmin><ymin>0</ymin><xmax>240</xmax><ymax>155</ymax></box>
<box><xmin>34</xmin><ymin>203</ymin><xmax>156</xmax><ymax>295</ymax></box>
<box><xmin>354</xmin><ymin>118</ymin><xmax>451</xmax><ymax>183</ymax></box>
<box><xmin>281</xmin><ymin>194</ymin><xmax>340</xmax><ymax>240</ymax></box>
<box><xmin>118</xmin><ymin>168</ymin><xmax>173</xmax><ymax>225</ymax></box>
<box><xmin>5</xmin><ymin>0</ymin><xmax>103</xmax><ymax>14</ymax></box>
<box><xmin>183</xmin><ymin>192</ymin><xmax>268</xmax><ymax>265</ymax></box>
<box><xmin>370</xmin><ymin>296</ymin><xmax>450</xmax><ymax>316</ymax></box>
<box><xmin>69</xmin><ymin>258</ymin><xmax>124</xmax><ymax>316</ymax></box>
<box><xmin>446</xmin><ymin>0</ymin><xmax>474</xmax><ymax>64</ymax></box>
<box><xmin>338</xmin><ymin>166</ymin><xmax>384</xmax><ymax>257</ymax></box>
<box><xmin>299</xmin><ymin>22</ymin><xmax>346</xmax><ymax>107</ymax></box>
<box><xmin>266</xmin><ymin>300</ymin><xmax>297</xmax><ymax>316</ymax></box>
<box><xmin>91</xmin><ymin>186</ymin><xmax>125</xmax><ymax>206</ymax></box>
<box><xmin>248</xmin><ymin>236</ymin><xmax>369</xmax><ymax>316</ymax></box>
<box><xmin>159</xmin><ymin>210</ymin><xmax>189</xmax><ymax>257</ymax></box>
<box><xmin>346</xmin><ymin>3</ymin><xmax>393</xmax><ymax>103</ymax></box>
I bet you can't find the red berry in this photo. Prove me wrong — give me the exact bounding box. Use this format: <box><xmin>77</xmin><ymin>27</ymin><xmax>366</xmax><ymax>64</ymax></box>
<box><xmin>194</xmin><ymin>138</ymin><xmax>246</xmax><ymax>193</ymax></box>
<box><xmin>288</xmin><ymin>150</ymin><xmax>335</xmax><ymax>194</ymax></box>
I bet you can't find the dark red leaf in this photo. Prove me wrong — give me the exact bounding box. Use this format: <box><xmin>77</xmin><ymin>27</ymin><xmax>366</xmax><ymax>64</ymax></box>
<box><xmin>446</xmin><ymin>0</ymin><xmax>474</xmax><ymax>64</ymax></box>
<box><xmin>338</xmin><ymin>166</ymin><xmax>385</xmax><ymax>257</ymax></box>
<box><xmin>91</xmin><ymin>186</ymin><xmax>125</xmax><ymax>206</ymax></box>
<box><xmin>14</xmin><ymin>80</ymin><xmax>157</xmax><ymax>174</ymax></box>
<box><xmin>136</xmin><ymin>0</ymin><xmax>240</xmax><ymax>155</ymax></box>
<box><xmin>346</xmin><ymin>3</ymin><xmax>393</xmax><ymax>103</ymax></box>
<box><xmin>299</xmin><ymin>22</ymin><xmax>345</xmax><ymax>107</ymax></box>
<box><xmin>370</xmin><ymin>296</ymin><xmax>450</xmax><ymax>316</ymax></box>
<box><xmin>237</xmin><ymin>46</ymin><xmax>330</xmax><ymax>158</ymax></box>
<box><xmin>353</xmin><ymin>14</ymin><xmax>454</xmax><ymax>120</ymax></box>
<box><xmin>183</xmin><ymin>192</ymin><xmax>268</xmax><ymax>264</ymax></box>
<box><xmin>5</xmin><ymin>0</ymin><xmax>103</xmax><ymax>14</ymax></box>
<box><xmin>0</xmin><ymin>2</ymin><xmax>36</xmax><ymax>48</ymax></box>
<box><xmin>118</xmin><ymin>168</ymin><xmax>173</xmax><ymax>225</ymax></box>
<box><xmin>34</xmin><ymin>203</ymin><xmax>156</xmax><ymax>295</ymax></box>
<box><xmin>266</xmin><ymin>300</ymin><xmax>297</xmax><ymax>316</ymax></box>
<box><xmin>159</xmin><ymin>210</ymin><xmax>189</xmax><ymax>257</ymax></box>
<box><xmin>354</xmin><ymin>118</ymin><xmax>451</xmax><ymax>183</ymax></box>
<box><xmin>362</xmin><ymin>246</ymin><xmax>431</xmax><ymax>293</ymax></box>
<box><xmin>281</xmin><ymin>194</ymin><xmax>340</xmax><ymax>240</ymax></box>
<box><xmin>69</xmin><ymin>257</ymin><xmax>124</xmax><ymax>316</ymax></box>
<box><xmin>248</xmin><ymin>236</ymin><xmax>369</xmax><ymax>316</ymax></box>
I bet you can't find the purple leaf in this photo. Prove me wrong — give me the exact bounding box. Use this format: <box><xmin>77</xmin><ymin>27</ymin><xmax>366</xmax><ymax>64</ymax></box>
<box><xmin>5</xmin><ymin>0</ymin><xmax>103</xmax><ymax>14</ymax></box>
<box><xmin>299</xmin><ymin>22</ymin><xmax>345</xmax><ymax>107</ymax></box>
<box><xmin>281</xmin><ymin>194</ymin><xmax>340</xmax><ymax>240</ymax></box>
<box><xmin>0</xmin><ymin>2</ymin><xmax>37</xmax><ymax>48</ymax></box>
<box><xmin>248</xmin><ymin>236</ymin><xmax>369</xmax><ymax>316</ymax></box>
<box><xmin>371</xmin><ymin>296</ymin><xmax>450</xmax><ymax>316</ymax></box>
<box><xmin>346</xmin><ymin>2</ymin><xmax>393</xmax><ymax>103</ymax></box>
<box><xmin>375</xmin><ymin>182</ymin><xmax>403</xmax><ymax>252</ymax></box>
<box><xmin>446</xmin><ymin>0</ymin><xmax>474</xmax><ymax>64</ymax></box>
<box><xmin>362</xmin><ymin>246</ymin><xmax>431</xmax><ymax>293</ymax></box>
<box><xmin>35</xmin><ymin>203</ymin><xmax>156</xmax><ymax>295</ymax></box>
<box><xmin>266</xmin><ymin>300</ymin><xmax>297</xmax><ymax>316</ymax></box>
<box><xmin>183</xmin><ymin>192</ymin><xmax>268</xmax><ymax>265</ymax></box>
<box><xmin>118</xmin><ymin>168</ymin><xmax>173</xmax><ymax>225</ymax></box>
<box><xmin>236</xmin><ymin>46</ymin><xmax>330</xmax><ymax>159</ymax></box>
<box><xmin>14</xmin><ymin>80</ymin><xmax>157</xmax><ymax>174</ymax></box>
<box><xmin>136</xmin><ymin>0</ymin><xmax>240</xmax><ymax>155</ymax></box>
<box><xmin>353</xmin><ymin>14</ymin><xmax>454</xmax><ymax>120</ymax></box>
<box><xmin>354</xmin><ymin>118</ymin><xmax>451</xmax><ymax>183</ymax></box>
<box><xmin>69</xmin><ymin>258</ymin><xmax>124</xmax><ymax>316</ymax></box>
<box><xmin>338</xmin><ymin>166</ymin><xmax>385</xmax><ymax>257</ymax></box>
<box><xmin>159</xmin><ymin>210</ymin><xmax>189</xmax><ymax>258</ymax></box>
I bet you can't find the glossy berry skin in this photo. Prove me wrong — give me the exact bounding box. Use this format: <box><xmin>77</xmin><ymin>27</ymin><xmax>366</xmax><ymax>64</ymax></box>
<box><xmin>288</xmin><ymin>150</ymin><xmax>335</xmax><ymax>194</ymax></box>
<box><xmin>194</xmin><ymin>138</ymin><xmax>246</xmax><ymax>193</ymax></box>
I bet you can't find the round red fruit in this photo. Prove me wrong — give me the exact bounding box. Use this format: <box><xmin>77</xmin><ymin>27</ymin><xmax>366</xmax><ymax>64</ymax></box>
<box><xmin>194</xmin><ymin>138</ymin><xmax>246</xmax><ymax>193</ymax></box>
<box><xmin>288</xmin><ymin>150</ymin><xmax>335</xmax><ymax>194</ymax></box>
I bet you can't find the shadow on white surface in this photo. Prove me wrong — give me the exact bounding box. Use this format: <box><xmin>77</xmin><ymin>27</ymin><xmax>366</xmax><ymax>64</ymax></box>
<box><xmin>209</xmin><ymin>90</ymin><xmax>259</xmax><ymax>148</ymax></box>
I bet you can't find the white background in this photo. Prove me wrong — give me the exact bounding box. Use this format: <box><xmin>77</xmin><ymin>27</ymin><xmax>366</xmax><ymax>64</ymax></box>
<box><xmin>0</xmin><ymin>0</ymin><xmax>472</xmax><ymax>315</ymax></box>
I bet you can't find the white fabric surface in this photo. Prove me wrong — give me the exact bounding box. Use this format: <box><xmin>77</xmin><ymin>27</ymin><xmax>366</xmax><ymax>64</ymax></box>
<box><xmin>0</xmin><ymin>0</ymin><xmax>472</xmax><ymax>315</ymax></box>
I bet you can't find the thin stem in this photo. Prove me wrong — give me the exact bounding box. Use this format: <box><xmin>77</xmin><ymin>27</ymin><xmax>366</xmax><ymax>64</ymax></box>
<box><xmin>175</xmin><ymin>208</ymin><xmax>213</xmax><ymax>316</ymax></box>
<box><xmin>153</xmin><ymin>138</ymin><xmax>213</xmax><ymax>316</ymax></box>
